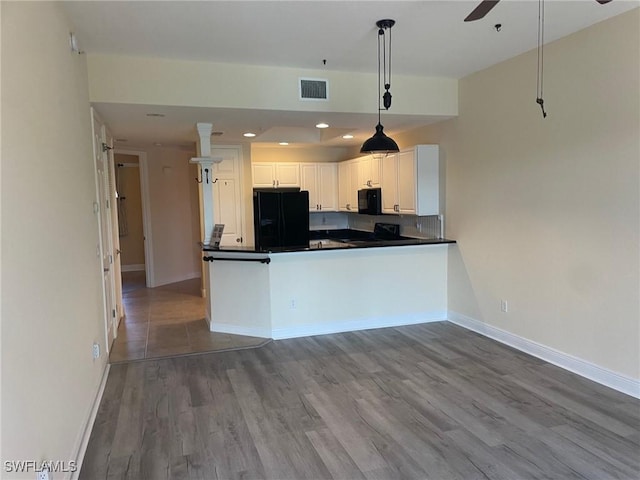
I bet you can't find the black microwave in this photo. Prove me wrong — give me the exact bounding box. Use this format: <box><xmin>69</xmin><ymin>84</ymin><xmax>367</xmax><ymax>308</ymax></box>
<box><xmin>358</xmin><ymin>188</ymin><xmax>382</xmax><ymax>215</ymax></box>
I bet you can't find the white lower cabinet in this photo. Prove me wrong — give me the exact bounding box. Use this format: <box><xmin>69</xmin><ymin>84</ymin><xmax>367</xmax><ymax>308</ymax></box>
<box><xmin>301</xmin><ymin>163</ymin><xmax>338</xmax><ymax>212</ymax></box>
<box><xmin>381</xmin><ymin>145</ymin><xmax>440</xmax><ymax>216</ymax></box>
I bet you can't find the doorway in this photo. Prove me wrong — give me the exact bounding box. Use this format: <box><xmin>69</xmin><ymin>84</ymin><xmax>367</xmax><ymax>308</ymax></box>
<box><xmin>113</xmin><ymin>149</ymin><xmax>154</xmax><ymax>289</ymax></box>
<box><xmin>115</xmin><ymin>155</ymin><xmax>146</xmax><ymax>288</ymax></box>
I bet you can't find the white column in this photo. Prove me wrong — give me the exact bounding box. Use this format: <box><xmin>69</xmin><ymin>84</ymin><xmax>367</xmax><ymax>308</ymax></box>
<box><xmin>190</xmin><ymin>122</ymin><xmax>222</xmax><ymax>245</ymax></box>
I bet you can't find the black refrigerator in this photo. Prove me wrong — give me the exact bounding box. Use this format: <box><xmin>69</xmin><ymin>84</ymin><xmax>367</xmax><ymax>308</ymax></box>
<box><xmin>253</xmin><ymin>189</ymin><xmax>309</xmax><ymax>250</ymax></box>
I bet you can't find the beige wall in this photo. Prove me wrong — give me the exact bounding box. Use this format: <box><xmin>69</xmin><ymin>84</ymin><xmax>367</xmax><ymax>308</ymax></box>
<box><xmin>1</xmin><ymin>2</ymin><xmax>108</xmax><ymax>476</ymax></box>
<box><xmin>87</xmin><ymin>54</ymin><xmax>458</xmax><ymax>117</ymax></box>
<box><xmin>145</xmin><ymin>145</ymin><xmax>201</xmax><ymax>286</ymax></box>
<box><xmin>114</xmin><ymin>155</ymin><xmax>145</xmax><ymax>266</ymax></box>
<box><xmin>251</xmin><ymin>145</ymin><xmax>352</xmax><ymax>163</ymax></box>
<box><xmin>403</xmin><ymin>10</ymin><xmax>640</xmax><ymax>380</ymax></box>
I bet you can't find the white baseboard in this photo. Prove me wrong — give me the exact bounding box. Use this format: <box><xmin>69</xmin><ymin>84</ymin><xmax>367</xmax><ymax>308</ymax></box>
<box><xmin>153</xmin><ymin>272</ymin><xmax>201</xmax><ymax>287</ymax></box>
<box><xmin>210</xmin><ymin>322</ymin><xmax>271</xmax><ymax>339</ymax></box>
<box><xmin>70</xmin><ymin>362</ymin><xmax>111</xmax><ymax>480</ymax></box>
<box><xmin>448</xmin><ymin>311</ymin><xmax>640</xmax><ymax>399</ymax></box>
<box><xmin>121</xmin><ymin>264</ymin><xmax>145</xmax><ymax>272</ymax></box>
<box><xmin>272</xmin><ymin>311</ymin><xmax>447</xmax><ymax>340</ymax></box>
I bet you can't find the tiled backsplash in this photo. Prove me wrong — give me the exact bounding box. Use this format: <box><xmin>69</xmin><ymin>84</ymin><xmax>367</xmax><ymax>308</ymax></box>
<box><xmin>309</xmin><ymin>212</ymin><xmax>349</xmax><ymax>230</ymax></box>
<box><xmin>310</xmin><ymin>212</ymin><xmax>443</xmax><ymax>238</ymax></box>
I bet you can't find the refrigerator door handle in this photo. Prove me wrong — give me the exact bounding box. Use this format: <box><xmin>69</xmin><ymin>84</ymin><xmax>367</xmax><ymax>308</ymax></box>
<box><xmin>279</xmin><ymin>197</ymin><xmax>286</xmax><ymax>244</ymax></box>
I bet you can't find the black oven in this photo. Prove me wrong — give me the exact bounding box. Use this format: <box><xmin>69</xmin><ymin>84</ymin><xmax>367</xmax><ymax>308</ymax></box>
<box><xmin>358</xmin><ymin>188</ymin><xmax>382</xmax><ymax>215</ymax></box>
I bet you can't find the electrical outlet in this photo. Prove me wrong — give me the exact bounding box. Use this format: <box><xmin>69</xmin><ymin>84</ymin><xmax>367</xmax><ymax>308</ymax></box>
<box><xmin>500</xmin><ymin>300</ymin><xmax>509</xmax><ymax>313</ymax></box>
<box><xmin>37</xmin><ymin>467</ymin><xmax>50</xmax><ymax>480</ymax></box>
<box><xmin>92</xmin><ymin>342</ymin><xmax>100</xmax><ymax>359</ymax></box>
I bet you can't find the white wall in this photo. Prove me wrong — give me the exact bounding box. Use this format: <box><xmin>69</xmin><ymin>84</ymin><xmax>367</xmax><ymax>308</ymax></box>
<box><xmin>206</xmin><ymin>246</ymin><xmax>448</xmax><ymax>340</ymax></box>
<box><xmin>1</xmin><ymin>2</ymin><xmax>108</xmax><ymax>477</ymax></box>
<box><xmin>269</xmin><ymin>246</ymin><xmax>448</xmax><ymax>339</ymax></box>
<box><xmin>401</xmin><ymin>10</ymin><xmax>639</xmax><ymax>381</ymax></box>
<box><xmin>144</xmin><ymin>146</ymin><xmax>201</xmax><ymax>286</ymax></box>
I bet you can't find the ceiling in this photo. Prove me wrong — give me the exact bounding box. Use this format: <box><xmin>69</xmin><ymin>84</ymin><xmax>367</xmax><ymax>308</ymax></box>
<box><xmin>63</xmin><ymin>0</ymin><xmax>638</xmax><ymax>149</ymax></box>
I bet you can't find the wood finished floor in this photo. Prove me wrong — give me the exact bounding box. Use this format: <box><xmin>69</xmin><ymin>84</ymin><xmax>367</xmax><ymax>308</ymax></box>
<box><xmin>82</xmin><ymin>322</ymin><xmax>640</xmax><ymax>479</ymax></box>
<box><xmin>109</xmin><ymin>272</ymin><xmax>268</xmax><ymax>363</ymax></box>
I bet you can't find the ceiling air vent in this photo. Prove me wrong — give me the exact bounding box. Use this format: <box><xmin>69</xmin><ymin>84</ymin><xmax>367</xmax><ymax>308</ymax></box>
<box><xmin>299</xmin><ymin>78</ymin><xmax>329</xmax><ymax>101</ymax></box>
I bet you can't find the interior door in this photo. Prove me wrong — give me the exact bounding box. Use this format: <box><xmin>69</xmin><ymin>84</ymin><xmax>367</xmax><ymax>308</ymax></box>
<box><xmin>106</xmin><ymin>131</ymin><xmax>123</xmax><ymax>328</ymax></box>
<box><xmin>91</xmin><ymin>109</ymin><xmax>117</xmax><ymax>351</ymax></box>
<box><xmin>211</xmin><ymin>147</ymin><xmax>244</xmax><ymax>246</ymax></box>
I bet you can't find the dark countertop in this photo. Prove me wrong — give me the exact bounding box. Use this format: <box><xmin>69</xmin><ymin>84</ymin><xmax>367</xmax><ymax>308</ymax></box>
<box><xmin>202</xmin><ymin>229</ymin><xmax>455</xmax><ymax>254</ymax></box>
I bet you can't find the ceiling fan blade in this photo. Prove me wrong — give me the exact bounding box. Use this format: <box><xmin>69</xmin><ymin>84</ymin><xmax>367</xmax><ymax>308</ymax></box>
<box><xmin>464</xmin><ymin>0</ymin><xmax>501</xmax><ymax>22</ymax></box>
<box><xmin>595</xmin><ymin>0</ymin><xmax>613</xmax><ymax>4</ymax></box>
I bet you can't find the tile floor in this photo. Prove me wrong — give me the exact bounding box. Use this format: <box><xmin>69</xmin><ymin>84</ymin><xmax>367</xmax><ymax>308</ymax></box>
<box><xmin>109</xmin><ymin>271</ymin><xmax>269</xmax><ymax>363</ymax></box>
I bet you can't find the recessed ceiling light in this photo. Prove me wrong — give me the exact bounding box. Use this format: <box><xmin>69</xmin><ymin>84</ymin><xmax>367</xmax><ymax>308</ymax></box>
<box><xmin>342</xmin><ymin>134</ymin><xmax>354</xmax><ymax>139</ymax></box>
<box><xmin>315</xmin><ymin>123</ymin><xmax>329</xmax><ymax>129</ymax></box>
<box><xmin>279</xmin><ymin>142</ymin><xmax>289</xmax><ymax>146</ymax></box>
<box><xmin>146</xmin><ymin>113</ymin><xmax>165</xmax><ymax>117</ymax></box>
<box><xmin>243</xmin><ymin>132</ymin><xmax>256</xmax><ymax>137</ymax></box>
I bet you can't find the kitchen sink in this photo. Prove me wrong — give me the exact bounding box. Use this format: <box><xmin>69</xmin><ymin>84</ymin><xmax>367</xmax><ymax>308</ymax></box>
<box><xmin>309</xmin><ymin>239</ymin><xmax>353</xmax><ymax>249</ymax></box>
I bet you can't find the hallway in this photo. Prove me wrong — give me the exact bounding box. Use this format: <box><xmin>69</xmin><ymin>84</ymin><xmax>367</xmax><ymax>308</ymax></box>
<box><xmin>109</xmin><ymin>272</ymin><xmax>268</xmax><ymax>362</ymax></box>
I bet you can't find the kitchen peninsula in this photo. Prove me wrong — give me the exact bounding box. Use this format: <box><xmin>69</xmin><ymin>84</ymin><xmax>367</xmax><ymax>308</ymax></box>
<box><xmin>202</xmin><ymin>236</ymin><xmax>454</xmax><ymax>340</ymax></box>
<box><xmin>190</xmin><ymin>124</ymin><xmax>454</xmax><ymax>340</ymax></box>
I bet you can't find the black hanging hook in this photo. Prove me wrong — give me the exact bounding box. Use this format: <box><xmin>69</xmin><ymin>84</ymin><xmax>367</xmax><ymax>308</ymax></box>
<box><xmin>195</xmin><ymin>167</ymin><xmax>210</xmax><ymax>184</ymax></box>
<box><xmin>536</xmin><ymin>97</ymin><xmax>547</xmax><ymax>118</ymax></box>
<box><xmin>195</xmin><ymin>168</ymin><xmax>219</xmax><ymax>184</ymax></box>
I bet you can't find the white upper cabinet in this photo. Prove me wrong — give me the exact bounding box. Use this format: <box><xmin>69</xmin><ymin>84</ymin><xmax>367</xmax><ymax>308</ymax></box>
<box><xmin>338</xmin><ymin>161</ymin><xmax>351</xmax><ymax>212</ymax></box>
<box><xmin>252</xmin><ymin>162</ymin><xmax>300</xmax><ymax>188</ymax></box>
<box><xmin>381</xmin><ymin>153</ymin><xmax>399</xmax><ymax>214</ymax></box>
<box><xmin>380</xmin><ymin>145</ymin><xmax>441</xmax><ymax>216</ymax></box>
<box><xmin>300</xmin><ymin>163</ymin><xmax>338</xmax><ymax>212</ymax></box>
<box><xmin>317</xmin><ymin>163</ymin><xmax>338</xmax><ymax>211</ymax></box>
<box><xmin>338</xmin><ymin>160</ymin><xmax>360</xmax><ymax>212</ymax></box>
<box><xmin>300</xmin><ymin>164</ymin><xmax>319</xmax><ymax>209</ymax></box>
<box><xmin>358</xmin><ymin>155</ymin><xmax>382</xmax><ymax>188</ymax></box>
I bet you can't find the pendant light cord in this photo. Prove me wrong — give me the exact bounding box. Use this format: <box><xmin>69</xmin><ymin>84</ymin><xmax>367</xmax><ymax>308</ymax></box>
<box><xmin>377</xmin><ymin>27</ymin><xmax>382</xmax><ymax>122</ymax></box>
<box><xmin>536</xmin><ymin>0</ymin><xmax>547</xmax><ymax>117</ymax></box>
<box><xmin>384</xmin><ymin>28</ymin><xmax>391</xmax><ymax>90</ymax></box>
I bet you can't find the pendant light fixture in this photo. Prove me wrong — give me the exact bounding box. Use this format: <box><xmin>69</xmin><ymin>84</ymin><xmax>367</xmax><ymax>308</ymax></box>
<box><xmin>360</xmin><ymin>19</ymin><xmax>399</xmax><ymax>158</ymax></box>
